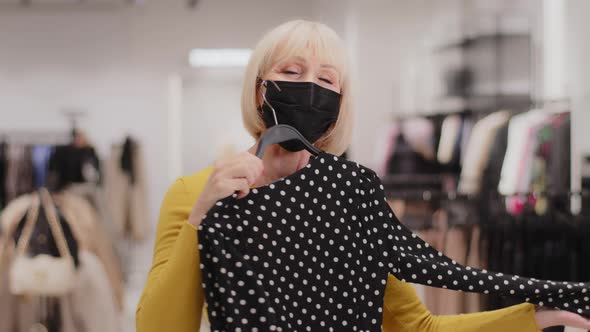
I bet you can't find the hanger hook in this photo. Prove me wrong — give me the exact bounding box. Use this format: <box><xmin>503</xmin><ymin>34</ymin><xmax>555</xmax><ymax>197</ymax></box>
<box><xmin>261</xmin><ymin>80</ymin><xmax>280</xmax><ymax>126</ymax></box>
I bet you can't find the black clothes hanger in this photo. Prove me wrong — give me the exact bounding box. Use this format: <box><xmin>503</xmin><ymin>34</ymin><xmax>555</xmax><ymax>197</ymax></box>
<box><xmin>255</xmin><ymin>80</ymin><xmax>321</xmax><ymax>159</ymax></box>
<box><xmin>255</xmin><ymin>124</ymin><xmax>320</xmax><ymax>158</ymax></box>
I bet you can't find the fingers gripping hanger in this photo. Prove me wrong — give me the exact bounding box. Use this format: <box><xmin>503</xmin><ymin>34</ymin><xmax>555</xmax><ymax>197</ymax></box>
<box><xmin>255</xmin><ymin>80</ymin><xmax>321</xmax><ymax>158</ymax></box>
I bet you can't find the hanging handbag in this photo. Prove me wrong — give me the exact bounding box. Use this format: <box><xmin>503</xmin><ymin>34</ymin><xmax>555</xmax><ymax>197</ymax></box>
<box><xmin>9</xmin><ymin>187</ymin><xmax>76</xmax><ymax>296</ymax></box>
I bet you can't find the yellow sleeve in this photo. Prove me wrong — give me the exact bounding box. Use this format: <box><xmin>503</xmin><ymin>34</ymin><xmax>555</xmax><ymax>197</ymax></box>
<box><xmin>136</xmin><ymin>172</ymin><xmax>210</xmax><ymax>332</ymax></box>
<box><xmin>382</xmin><ymin>274</ymin><xmax>541</xmax><ymax>332</ymax></box>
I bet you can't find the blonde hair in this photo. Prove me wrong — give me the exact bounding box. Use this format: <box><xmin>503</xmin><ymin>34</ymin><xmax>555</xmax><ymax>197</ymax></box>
<box><xmin>241</xmin><ymin>20</ymin><xmax>353</xmax><ymax>156</ymax></box>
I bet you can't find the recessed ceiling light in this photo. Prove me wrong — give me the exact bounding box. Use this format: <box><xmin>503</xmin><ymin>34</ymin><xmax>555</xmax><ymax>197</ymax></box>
<box><xmin>189</xmin><ymin>48</ymin><xmax>252</xmax><ymax>68</ymax></box>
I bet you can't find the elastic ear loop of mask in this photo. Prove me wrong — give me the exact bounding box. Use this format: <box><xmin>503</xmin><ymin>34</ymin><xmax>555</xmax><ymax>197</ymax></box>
<box><xmin>260</xmin><ymin>79</ymin><xmax>281</xmax><ymax>126</ymax></box>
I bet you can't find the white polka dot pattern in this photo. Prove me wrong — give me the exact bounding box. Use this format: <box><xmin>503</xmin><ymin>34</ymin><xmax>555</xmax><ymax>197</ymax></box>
<box><xmin>198</xmin><ymin>150</ymin><xmax>590</xmax><ymax>331</ymax></box>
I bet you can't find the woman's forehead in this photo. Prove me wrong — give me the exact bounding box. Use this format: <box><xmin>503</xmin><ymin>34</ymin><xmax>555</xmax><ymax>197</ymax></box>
<box><xmin>277</xmin><ymin>54</ymin><xmax>339</xmax><ymax>69</ymax></box>
<box><xmin>270</xmin><ymin>42</ymin><xmax>344</xmax><ymax>74</ymax></box>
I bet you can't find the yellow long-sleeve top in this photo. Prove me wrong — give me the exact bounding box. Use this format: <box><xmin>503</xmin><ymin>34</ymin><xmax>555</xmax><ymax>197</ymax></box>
<box><xmin>136</xmin><ymin>166</ymin><xmax>541</xmax><ymax>332</ymax></box>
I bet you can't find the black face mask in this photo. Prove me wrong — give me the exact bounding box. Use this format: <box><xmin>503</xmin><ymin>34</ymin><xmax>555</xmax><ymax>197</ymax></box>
<box><xmin>259</xmin><ymin>80</ymin><xmax>341</xmax><ymax>152</ymax></box>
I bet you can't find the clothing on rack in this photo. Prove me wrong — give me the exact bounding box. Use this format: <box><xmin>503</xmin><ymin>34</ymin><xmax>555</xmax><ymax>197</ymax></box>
<box><xmin>0</xmin><ymin>234</ymin><xmax>15</xmax><ymax>332</ymax></box>
<box><xmin>104</xmin><ymin>137</ymin><xmax>149</xmax><ymax>242</ymax></box>
<box><xmin>484</xmin><ymin>210</ymin><xmax>590</xmax><ymax>312</ymax></box>
<box><xmin>0</xmin><ymin>248</ymin><xmax>119</xmax><ymax>332</ymax></box>
<box><xmin>459</xmin><ymin>116</ymin><xmax>474</xmax><ymax>166</ymax></box>
<box><xmin>47</xmin><ymin>144</ymin><xmax>101</xmax><ymax>191</ymax></box>
<box><xmin>54</xmin><ymin>191</ymin><xmax>125</xmax><ymax>309</ymax></box>
<box><xmin>31</xmin><ymin>145</ymin><xmax>54</xmax><ymax>189</ymax></box>
<box><xmin>400</xmin><ymin>117</ymin><xmax>437</xmax><ymax>162</ymax></box>
<box><xmin>412</xmin><ymin>210</ymin><xmax>470</xmax><ymax>315</ymax></box>
<box><xmin>500</xmin><ymin>112</ymin><xmax>570</xmax><ymax>215</ymax></box>
<box><xmin>377</xmin><ymin>116</ymin><xmax>440</xmax><ymax>176</ymax></box>
<box><xmin>479</xmin><ymin>121</ymin><xmax>510</xmax><ymax>218</ymax></box>
<box><xmin>437</xmin><ymin>114</ymin><xmax>462</xmax><ymax>167</ymax></box>
<box><xmin>395</xmin><ymin>200</ymin><xmax>487</xmax><ymax>315</ymax></box>
<box><xmin>5</xmin><ymin>144</ymin><xmax>34</xmax><ymax>204</ymax></box>
<box><xmin>458</xmin><ymin>110</ymin><xmax>511</xmax><ymax>195</ymax></box>
<box><xmin>0</xmin><ymin>138</ymin><xmax>101</xmax><ymax>210</ymax></box>
<box><xmin>61</xmin><ymin>250</ymin><xmax>120</xmax><ymax>332</ymax></box>
<box><xmin>379</xmin><ymin>113</ymin><xmax>479</xmax><ymax>178</ymax></box>
<box><xmin>198</xmin><ymin>151</ymin><xmax>590</xmax><ymax>331</ymax></box>
<box><xmin>376</xmin><ymin>107</ymin><xmax>575</xmax><ymax>324</ymax></box>
<box><xmin>387</xmin><ymin>132</ymin><xmax>438</xmax><ymax>175</ymax></box>
<box><xmin>0</xmin><ymin>190</ymin><xmax>124</xmax><ymax>312</ymax></box>
<box><xmin>530</xmin><ymin>113</ymin><xmax>571</xmax><ymax>214</ymax></box>
<box><xmin>0</xmin><ymin>131</ymin><xmax>128</xmax><ymax>331</ymax></box>
<box><xmin>372</xmin><ymin>122</ymin><xmax>400</xmax><ymax>177</ymax></box>
<box><xmin>498</xmin><ymin>110</ymin><xmax>552</xmax><ymax>197</ymax></box>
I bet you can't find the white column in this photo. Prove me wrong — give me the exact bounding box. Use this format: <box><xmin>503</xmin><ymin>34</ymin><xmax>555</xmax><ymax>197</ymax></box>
<box><xmin>541</xmin><ymin>0</ymin><xmax>567</xmax><ymax>100</ymax></box>
<box><xmin>167</xmin><ymin>73</ymin><xmax>183</xmax><ymax>183</ymax></box>
<box><xmin>564</xmin><ymin>0</ymin><xmax>590</xmax><ymax>214</ymax></box>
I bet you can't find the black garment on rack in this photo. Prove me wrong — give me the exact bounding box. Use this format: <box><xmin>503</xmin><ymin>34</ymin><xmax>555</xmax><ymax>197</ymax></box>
<box><xmin>481</xmin><ymin>122</ymin><xmax>509</xmax><ymax>203</ymax></box>
<box><xmin>386</xmin><ymin>133</ymin><xmax>437</xmax><ymax>175</ymax></box>
<box><xmin>120</xmin><ymin>136</ymin><xmax>136</xmax><ymax>185</ymax></box>
<box><xmin>547</xmin><ymin>115</ymin><xmax>571</xmax><ymax>212</ymax></box>
<box><xmin>46</xmin><ymin>144</ymin><xmax>101</xmax><ymax>190</ymax></box>
<box><xmin>198</xmin><ymin>150</ymin><xmax>590</xmax><ymax>332</ymax></box>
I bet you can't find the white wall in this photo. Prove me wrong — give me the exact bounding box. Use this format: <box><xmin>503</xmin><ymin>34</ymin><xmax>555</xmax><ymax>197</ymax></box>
<box><xmin>0</xmin><ymin>0</ymin><xmax>472</xmax><ymax>221</ymax></box>
<box><xmin>4</xmin><ymin>0</ymin><xmax>582</xmax><ymax>240</ymax></box>
<box><xmin>0</xmin><ymin>4</ymin><xmax>316</xmax><ymax>329</ymax></box>
<box><xmin>310</xmin><ymin>0</ymin><xmax>463</xmax><ymax>168</ymax></box>
<box><xmin>0</xmin><ymin>0</ymin><xmax>314</xmax><ymax>226</ymax></box>
<box><xmin>180</xmin><ymin>67</ymin><xmax>254</xmax><ymax>175</ymax></box>
<box><xmin>565</xmin><ymin>0</ymin><xmax>590</xmax><ymax>203</ymax></box>
<box><xmin>566</xmin><ymin>0</ymin><xmax>590</xmax><ymax>157</ymax></box>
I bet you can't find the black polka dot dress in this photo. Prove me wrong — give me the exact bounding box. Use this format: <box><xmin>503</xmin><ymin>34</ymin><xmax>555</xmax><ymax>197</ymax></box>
<box><xmin>197</xmin><ymin>150</ymin><xmax>590</xmax><ymax>332</ymax></box>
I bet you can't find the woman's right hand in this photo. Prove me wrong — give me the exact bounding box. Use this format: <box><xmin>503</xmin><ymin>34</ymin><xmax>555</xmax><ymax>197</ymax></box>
<box><xmin>188</xmin><ymin>151</ymin><xmax>264</xmax><ymax>227</ymax></box>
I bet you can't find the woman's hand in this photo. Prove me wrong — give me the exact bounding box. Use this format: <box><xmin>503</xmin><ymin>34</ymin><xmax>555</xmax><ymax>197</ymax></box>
<box><xmin>188</xmin><ymin>151</ymin><xmax>264</xmax><ymax>227</ymax></box>
<box><xmin>535</xmin><ymin>307</ymin><xmax>590</xmax><ymax>329</ymax></box>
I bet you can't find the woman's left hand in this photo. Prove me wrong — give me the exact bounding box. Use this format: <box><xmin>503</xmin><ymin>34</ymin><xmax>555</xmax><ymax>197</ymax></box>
<box><xmin>535</xmin><ymin>307</ymin><xmax>590</xmax><ymax>329</ymax></box>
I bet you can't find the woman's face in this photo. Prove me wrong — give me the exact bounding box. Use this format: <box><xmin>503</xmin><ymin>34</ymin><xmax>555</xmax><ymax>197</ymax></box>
<box><xmin>263</xmin><ymin>54</ymin><xmax>341</xmax><ymax>94</ymax></box>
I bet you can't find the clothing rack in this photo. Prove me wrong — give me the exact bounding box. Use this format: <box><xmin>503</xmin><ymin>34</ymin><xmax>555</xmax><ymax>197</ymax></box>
<box><xmin>385</xmin><ymin>189</ymin><xmax>590</xmax><ymax>202</ymax></box>
<box><xmin>0</xmin><ymin>109</ymin><xmax>87</xmax><ymax>146</ymax></box>
<box><xmin>0</xmin><ymin>130</ymin><xmax>71</xmax><ymax>145</ymax></box>
<box><xmin>389</xmin><ymin>106</ymin><xmax>537</xmax><ymax>123</ymax></box>
<box><xmin>530</xmin><ymin>97</ymin><xmax>570</xmax><ymax>111</ymax></box>
<box><xmin>61</xmin><ymin>109</ymin><xmax>87</xmax><ymax>136</ymax></box>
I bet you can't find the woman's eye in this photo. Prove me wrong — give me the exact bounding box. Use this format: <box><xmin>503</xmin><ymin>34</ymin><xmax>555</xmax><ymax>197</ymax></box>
<box><xmin>283</xmin><ymin>70</ymin><xmax>299</xmax><ymax>75</ymax></box>
<box><xmin>320</xmin><ymin>78</ymin><xmax>333</xmax><ymax>84</ymax></box>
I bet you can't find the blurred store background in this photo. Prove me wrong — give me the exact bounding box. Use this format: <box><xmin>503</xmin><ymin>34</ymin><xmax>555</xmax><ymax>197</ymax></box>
<box><xmin>0</xmin><ymin>0</ymin><xmax>589</xmax><ymax>331</ymax></box>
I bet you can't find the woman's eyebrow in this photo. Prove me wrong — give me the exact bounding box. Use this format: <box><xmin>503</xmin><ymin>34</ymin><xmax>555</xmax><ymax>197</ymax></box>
<box><xmin>320</xmin><ymin>64</ymin><xmax>337</xmax><ymax>70</ymax></box>
<box><xmin>285</xmin><ymin>56</ymin><xmax>337</xmax><ymax>70</ymax></box>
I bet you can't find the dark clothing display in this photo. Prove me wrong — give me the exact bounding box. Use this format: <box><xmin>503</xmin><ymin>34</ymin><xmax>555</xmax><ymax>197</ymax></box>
<box><xmin>120</xmin><ymin>137</ymin><xmax>136</xmax><ymax>185</ymax></box>
<box><xmin>386</xmin><ymin>133</ymin><xmax>438</xmax><ymax>175</ymax></box>
<box><xmin>0</xmin><ymin>142</ymin><xmax>101</xmax><ymax>210</ymax></box>
<box><xmin>480</xmin><ymin>122</ymin><xmax>510</xmax><ymax>219</ymax></box>
<box><xmin>198</xmin><ymin>151</ymin><xmax>590</xmax><ymax>332</ymax></box>
<box><xmin>47</xmin><ymin>144</ymin><xmax>101</xmax><ymax>191</ymax></box>
<box><xmin>543</xmin><ymin>115</ymin><xmax>571</xmax><ymax>212</ymax></box>
<box><xmin>5</xmin><ymin>145</ymin><xmax>35</xmax><ymax>204</ymax></box>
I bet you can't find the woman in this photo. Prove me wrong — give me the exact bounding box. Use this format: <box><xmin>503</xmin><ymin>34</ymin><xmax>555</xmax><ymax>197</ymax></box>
<box><xmin>136</xmin><ymin>20</ymin><xmax>590</xmax><ymax>331</ymax></box>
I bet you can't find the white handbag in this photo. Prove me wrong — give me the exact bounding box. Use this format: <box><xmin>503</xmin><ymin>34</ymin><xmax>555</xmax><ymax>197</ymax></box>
<box><xmin>9</xmin><ymin>188</ymin><xmax>76</xmax><ymax>297</ymax></box>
